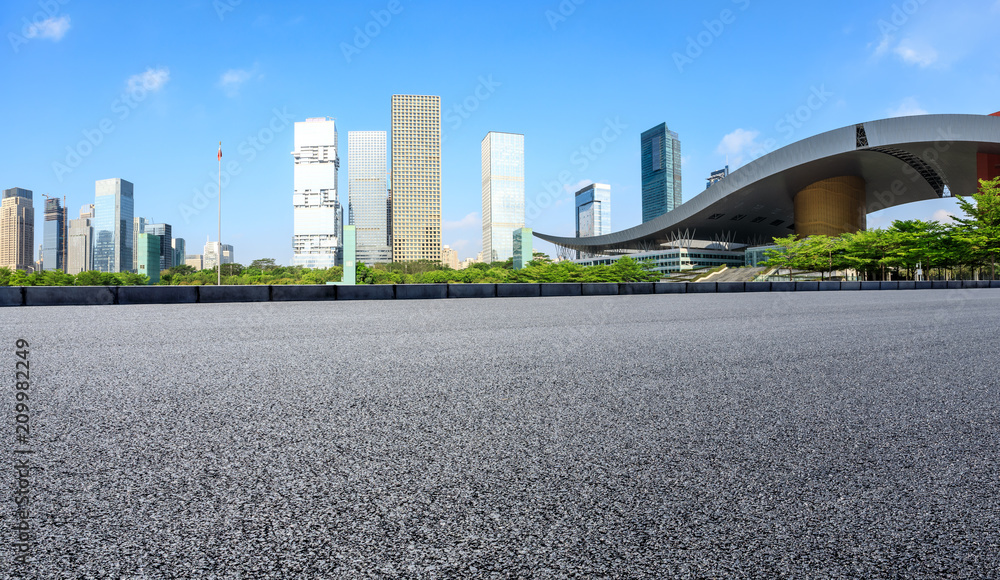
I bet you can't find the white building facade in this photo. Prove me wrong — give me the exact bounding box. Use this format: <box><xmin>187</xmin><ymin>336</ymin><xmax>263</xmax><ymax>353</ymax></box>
<box><xmin>293</xmin><ymin>118</ymin><xmax>342</xmax><ymax>269</ymax></box>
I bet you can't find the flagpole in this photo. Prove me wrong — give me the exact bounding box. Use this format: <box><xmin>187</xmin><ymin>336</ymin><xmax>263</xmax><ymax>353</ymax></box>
<box><xmin>218</xmin><ymin>141</ymin><xmax>222</xmax><ymax>287</ymax></box>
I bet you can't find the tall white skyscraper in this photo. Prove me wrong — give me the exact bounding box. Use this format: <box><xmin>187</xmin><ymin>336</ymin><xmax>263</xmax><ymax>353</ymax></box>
<box><xmin>481</xmin><ymin>132</ymin><xmax>525</xmax><ymax>263</ymax></box>
<box><xmin>292</xmin><ymin>117</ymin><xmax>342</xmax><ymax>268</ymax></box>
<box><xmin>575</xmin><ymin>182</ymin><xmax>611</xmax><ymax>259</ymax></box>
<box><xmin>391</xmin><ymin>95</ymin><xmax>441</xmax><ymax>262</ymax></box>
<box><xmin>348</xmin><ymin>131</ymin><xmax>391</xmax><ymax>265</ymax></box>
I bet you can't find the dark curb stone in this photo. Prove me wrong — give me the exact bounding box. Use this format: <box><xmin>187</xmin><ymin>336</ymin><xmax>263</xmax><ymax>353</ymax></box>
<box><xmin>897</xmin><ymin>281</ymin><xmax>916</xmax><ymax>290</ymax></box>
<box><xmin>771</xmin><ymin>282</ymin><xmax>796</xmax><ymax>292</ymax></box>
<box><xmin>840</xmin><ymin>282</ymin><xmax>861</xmax><ymax>290</ymax></box>
<box><xmin>915</xmin><ymin>281</ymin><xmax>933</xmax><ymax>290</ymax></box>
<box><xmin>540</xmin><ymin>284</ymin><xmax>582</xmax><ymax>297</ymax></box>
<box><xmin>655</xmin><ymin>283</ymin><xmax>687</xmax><ymax>294</ymax></box>
<box><xmin>497</xmin><ymin>284</ymin><xmax>541</xmax><ymax>298</ymax></box>
<box><xmin>582</xmin><ymin>283</ymin><xmax>619</xmax><ymax>296</ymax></box>
<box><xmin>795</xmin><ymin>282</ymin><xmax>820</xmax><ymax>291</ymax></box>
<box><xmin>818</xmin><ymin>282</ymin><xmax>841</xmax><ymax>291</ymax></box>
<box><xmin>0</xmin><ymin>287</ymin><xmax>24</xmax><ymax>307</ymax></box>
<box><xmin>119</xmin><ymin>286</ymin><xmax>199</xmax><ymax>305</ymax></box>
<box><xmin>448</xmin><ymin>284</ymin><xmax>496</xmax><ymax>299</ymax></box>
<box><xmin>717</xmin><ymin>282</ymin><xmax>745</xmax><ymax>293</ymax></box>
<box><xmin>860</xmin><ymin>282</ymin><xmax>881</xmax><ymax>291</ymax></box>
<box><xmin>396</xmin><ymin>284</ymin><xmax>448</xmax><ymax>300</ymax></box>
<box><xmin>745</xmin><ymin>282</ymin><xmax>771</xmax><ymax>292</ymax></box>
<box><xmin>25</xmin><ymin>286</ymin><xmax>117</xmax><ymax>306</ymax></box>
<box><xmin>337</xmin><ymin>285</ymin><xmax>395</xmax><ymax>300</ymax></box>
<box><xmin>199</xmin><ymin>285</ymin><xmax>270</xmax><ymax>303</ymax></box>
<box><xmin>688</xmin><ymin>283</ymin><xmax>717</xmax><ymax>294</ymax></box>
<box><xmin>880</xmin><ymin>282</ymin><xmax>900</xmax><ymax>290</ymax></box>
<box><xmin>621</xmin><ymin>283</ymin><xmax>655</xmax><ymax>295</ymax></box>
<box><xmin>270</xmin><ymin>285</ymin><xmax>338</xmax><ymax>302</ymax></box>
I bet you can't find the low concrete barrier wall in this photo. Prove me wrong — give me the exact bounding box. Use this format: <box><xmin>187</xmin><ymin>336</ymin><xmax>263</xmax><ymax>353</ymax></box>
<box><xmin>1</xmin><ymin>287</ymin><xmax>23</xmax><ymax>307</ymax></box>
<box><xmin>119</xmin><ymin>286</ymin><xmax>198</xmax><ymax>305</ymax></box>
<box><xmin>199</xmin><ymin>285</ymin><xmax>270</xmax><ymax>303</ymax></box>
<box><xmin>338</xmin><ymin>285</ymin><xmax>395</xmax><ymax>301</ymax></box>
<box><xmin>582</xmin><ymin>283</ymin><xmax>619</xmax><ymax>296</ymax></box>
<box><xmin>3</xmin><ymin>280</ymin><xmax>998</xmax><ymax>307</ymax></box>
<box><xmin>541</xmin><ymin>283</ymin><xmax>581</xmax><ymax>297</ymax></box>
<box><xmin>497</xmin><ymin>283</ymin><xmax>541</xmax><ymax>298</ymax></box>
<box><xmin>396</xmin><ymin>284</ymin><xmax>448</xmax><ymax>300</ymax></box>
<box><xmin>271</xmin><ymin>285</ymin><xmax>337</xmax><ymax>302</ymax></box>
<box><xmin>25</xmin><ymin>286</ymin><xmax>117</xmax><ymax>306</ymax></box>
<box><xmin>448</xmin><ymin>284</ymin><xmax>495</xmax><ymax>299</ymax></box>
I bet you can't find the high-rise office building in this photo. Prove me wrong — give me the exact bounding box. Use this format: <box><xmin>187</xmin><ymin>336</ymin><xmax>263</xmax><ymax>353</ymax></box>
<box><xmin>143</xmin><ymin>223</ymin><xmax>173</xmax><ymax>271</ymax></box>
<box><xmin>42</xmin><ymin>196</ymin><xmax>67</xmax><ymax>271</ymax></box>
<box><xmin>137</xmin><ymin>233</ymin><xmax>160</xmax><ymax>284</ymax></box>
<box><xmin>706</xmin><ymin>166</ymin><xmax>729</xmax><ymax>189</ymax></box>
<box><xmin>67</xmin><ymin>213</ymin><xmax>93</xmax><ymax>275</ymax></box>
<box><xmin>132</xmin><ymin>217</ymin><xmax>146</xmax><ymax>273</ymax></box>
<box><xmin>391</xmin><ymin>94</ymin><xmax>441</xmax><ymax>262</ymax></box>
<box><xmin>185</xmin><ymin>254</ymin><xmax>203</xmax><ymax>270</ymax></box>
<box><xmin>292</xmin><ymin>117</ymin><xmax>342</xmax><ymax>269</ymax></box>
<box><xmin>348</xmin><ymin>131</ymin><xmax>392</xmax><ymax>265</ymax></box>
<box><xmin>575</xmin><ymin>183</ymin><xmax>611</xmax><ymax>258</ymax></box>
<box><xmin>441</xmin><ymin>244</ymin><xmax>459</xmax><ymax>269</ymax></box>
<box><xmin>641</xmin><ymin>123</ymin><xmax>682</xmax><ymax>223</ymax></box>
<box><xmin>93</xmin><ymin>179</ymin><xmax>134</xmax><ymax>273</ymax></box>
<box><xmin>204</xmin><ymin>240</ymin><xmax>234</xmax><ymax>270</ymax></box>
<box><xmin>1</xmin><ymin>188</ymin><xmax>35</xmax><ymax>272</ymax></box>
<box><xmin>172</xmin><ymin>238</ymin><xmax>186</xmax><ymax>270</ymax></box>
<box><xmin>481</xmin><ymin>132</ymin><xmax>525</xmax><ymax>263</ymax></box>
<box><xmin>80</xmin><ymin>204</ymin><xmax>94</xmax><ymax>219</ymax></box>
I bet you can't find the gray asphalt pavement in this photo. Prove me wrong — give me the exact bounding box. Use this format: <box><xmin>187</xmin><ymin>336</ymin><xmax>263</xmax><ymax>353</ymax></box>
<box><xmin>2</xmin><ymin>290</ymin><xmax>1000</xmax><ymax>578</ymax></box>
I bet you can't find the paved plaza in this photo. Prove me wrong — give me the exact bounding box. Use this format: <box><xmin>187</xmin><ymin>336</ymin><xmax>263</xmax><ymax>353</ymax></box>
<box><xmin>2</xmin><ymin>290</ymin><xmax>999</xmax><ymax>577</ymax></box>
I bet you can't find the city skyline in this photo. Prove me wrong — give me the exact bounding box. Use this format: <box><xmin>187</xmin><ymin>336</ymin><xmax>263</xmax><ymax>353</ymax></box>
<box><xmin>2</xmin><ymin>1</ymin><xmax>998</xmax><ymax>263</ymax></box>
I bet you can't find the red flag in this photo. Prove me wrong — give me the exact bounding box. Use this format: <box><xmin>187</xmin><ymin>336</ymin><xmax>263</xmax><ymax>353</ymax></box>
<box><xmin>218</xmin><ymin>142</ymin><xmax>222</xmax><ymax>161</ymax></box>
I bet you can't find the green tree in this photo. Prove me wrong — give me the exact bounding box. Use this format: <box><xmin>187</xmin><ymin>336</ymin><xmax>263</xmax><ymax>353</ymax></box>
<box><xmin>250</xmin><ymin>258</ymin><xmax>278</xmax><ymax>271</ymax></box>
<box><xmin>952</xmin><ymin>177</ymin><xmax>1000</xmax><ymax>279</ymax></box>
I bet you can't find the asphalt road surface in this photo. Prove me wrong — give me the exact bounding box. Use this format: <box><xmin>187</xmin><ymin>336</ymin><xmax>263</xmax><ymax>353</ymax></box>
<box><xmin>2</xmin><ymin>290</ymin><xmax>999</xmax><ymax>578</ymax></box>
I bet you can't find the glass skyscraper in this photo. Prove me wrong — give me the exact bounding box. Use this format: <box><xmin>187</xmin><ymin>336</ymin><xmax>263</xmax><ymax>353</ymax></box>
<box><xmin>575</xmin><ymin>183</ymin><xmax>610</xmax><ymax>259</ymax></box>
<box><xmin>42</xmin><ymin>196</ymin><xmax>66</xmax><ymax>271</ymax></box>
<box><xmin>481</xmin><ymin>132</ymin><xmax>525</xmax><ymax>263</ymax></box>
<box><xmin>143</xmin><ymin>223</ymin><xmax>173</xmax><ymax>271</ymax></box>
<box><xmin>641</xmin><ymin>123</ymin><xmax>682</xmax><ymax>223</ymax></box>
<box><xmin>293</xmin><ymin>118</ymin><xmax>342</xmax><ymax>269</ymax></box>
<box><xmin>93</xmin><ymin>178</ymin><xmax>134</xmax><ymax>273</ymax></box>
<box><xmin>348</xmin><ymin>131</ymin><xmax>392</xmax><ymax>265</ymax></box>
<box><xmin>391</xmin><ymin>95</ymin><xmax>441</xmax><ymax>262</ymax></box>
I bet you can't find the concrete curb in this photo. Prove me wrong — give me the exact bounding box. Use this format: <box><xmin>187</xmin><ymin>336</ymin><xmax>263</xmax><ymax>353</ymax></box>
<box><xmin>396</xmin><ymin>284</ymin><xmax>449</xmax><ymax>300</ymax></box>
<box><xmin>448</xmin><ymin>284</ymin><xmax>496</xmax><ymax>299</ymax></box>
<box><xmin>270</xmin><ymin>285</ymin><xmax>338</xmax><ymax>302</ymax></box>
<box><xmin>4</xmin><ymin>280</ymin><xmax>998</xmax><ymax>307</ymax></box>
<box><xmin>25</xmin><ymin>286</ymin><xmax>117</xmax><ymax>306</ymax></box>
<box><xmin>119</xmin><ymin>286</ymin><xmax>199</xmax><ymax>305</ymax></box>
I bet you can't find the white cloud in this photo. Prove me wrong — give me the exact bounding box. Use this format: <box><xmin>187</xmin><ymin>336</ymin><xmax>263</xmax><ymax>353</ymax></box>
<box><xmin>443</xmin><ymin>212</ymin><xmax>479</xmax><ymax>230</ymax></box>
<box><xmin>894</xmin><ymin>39</ymin><xmax>938</xmax><ymax>67</ymax></box>
<box><xmin>715</xmin><ymin>128</ymin><xmax>761</xmax><ymax>167</ymax></box>
<box><xmin>563</xmin><ymin>179</ymin><xmax>592</xmax><ymax>195</ymax></box>
<box><xmin>932</xmin><ymin>209</ymin><xmax>956</xmax><ymax>224</ymax></box>
<box><xmin>887</xmin><ymin>97</ymin><xmax>928</xmax><ymax>118</ymax></box>
<box><xmin>127</xmin><ymin>67</ymin><xmax>170</xmax><ymax>93</ymax></box>
<box><xmin>872</xmin><ymin>34</ymin><xmax>891</xmax><ymax>58</ymax></box>
<box><xmin>24</xmin><ymin>15</ymin><xmax>71</xmax><ymax>41</ymax></box>
<box><xmin>218</xmin><ymin>65</ymin><xmax>262</xmax><ymax>97</ymax></box>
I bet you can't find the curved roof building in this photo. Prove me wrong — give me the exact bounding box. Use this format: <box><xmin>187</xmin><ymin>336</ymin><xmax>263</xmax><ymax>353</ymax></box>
<box><xmin>535</xmin><ymin>114</ymin><xmax>1000</xmax><ymax>253</ymax></box>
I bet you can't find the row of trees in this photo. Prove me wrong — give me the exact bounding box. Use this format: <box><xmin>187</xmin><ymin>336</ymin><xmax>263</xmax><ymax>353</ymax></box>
<box><xmin>763</xmin><ymin>178</ymin><xmax>1000</xmax><ymax>281</ymax></box>
<box><xmin>0</xmin><ymin>269</ymin><xmax>148</xmax><ymax>287</ymax></box>
<box><xmin>153</xmin><ymin>255</ymin><xmax>662</xmax><ymax>286</ymax></box>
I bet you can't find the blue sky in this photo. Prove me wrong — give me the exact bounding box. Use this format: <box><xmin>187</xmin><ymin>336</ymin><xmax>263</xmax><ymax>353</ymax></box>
<box><xmin>2</xmin><ymin>0</ymin><xmax>999</xmax><ymax>263</ymax></box>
